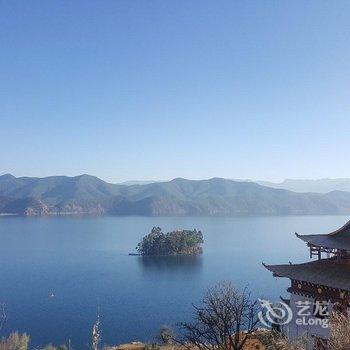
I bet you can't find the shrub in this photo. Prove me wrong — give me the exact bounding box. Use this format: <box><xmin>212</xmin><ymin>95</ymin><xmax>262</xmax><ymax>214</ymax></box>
<box><xmin>136</xmin><ymin>227</ymin><xmax>203</xmax><ymax>255</ymax></box>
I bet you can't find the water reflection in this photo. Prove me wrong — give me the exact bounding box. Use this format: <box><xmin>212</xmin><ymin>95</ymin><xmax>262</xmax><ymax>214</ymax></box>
<box><xmin>1</xmin><ymin>215</ymin><xmax>348</xmax><ymax>347</ymax></box>
<box><xmin>137</xmin><ymin>254</ymin><xmax>203</xmax><ymax>273</ymax></box>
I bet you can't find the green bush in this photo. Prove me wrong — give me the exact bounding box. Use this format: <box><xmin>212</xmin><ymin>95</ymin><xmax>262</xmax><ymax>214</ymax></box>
<box><xmin>136</xmin><ymin>227</ymin><xmax>203</xmax><ymax>255</ymax></box>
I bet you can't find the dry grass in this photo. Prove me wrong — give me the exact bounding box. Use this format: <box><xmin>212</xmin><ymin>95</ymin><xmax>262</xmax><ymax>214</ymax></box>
<box><xmin>328</xmin><ymin>312</ymin><xmax>350</xmax><ymax>350</ymax></box>
<box><xmin>0</xmin><ymin>332</ymin><xmax>30</xmax><ymax>350</ymax></box>
<box><xmin>105</xmin><ymin>336</ymin><xmax>266</xmax><ymax>350</ymax></box>
<box><xmin>243</xmin><ymin>336</ymin><xmax>266</xmax><ymax>350</ymax></box>
<box><xmin>257</xmin><ymin>330</ymin><xmax>306</xmax><ymax>350</ymax></box>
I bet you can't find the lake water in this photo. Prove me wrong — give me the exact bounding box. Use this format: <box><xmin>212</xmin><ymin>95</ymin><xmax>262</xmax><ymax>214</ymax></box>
<box><xmin>0</xmin><ymin>215</ymin><xmax>347</xmax><ymax>348</ymax></box>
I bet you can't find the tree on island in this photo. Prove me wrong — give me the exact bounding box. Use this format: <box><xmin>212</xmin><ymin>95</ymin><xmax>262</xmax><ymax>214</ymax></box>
<box><xmin>136</xmin><ymin>227</ymin><xmax>204</xmax><ymax>256</ymax></box>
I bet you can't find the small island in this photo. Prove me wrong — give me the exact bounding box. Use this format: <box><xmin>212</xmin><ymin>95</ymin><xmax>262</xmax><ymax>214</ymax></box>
<box><xmin>134</xmin><ymin>226</ymin><xmax>204</xmax><ymax>256</ymax></box>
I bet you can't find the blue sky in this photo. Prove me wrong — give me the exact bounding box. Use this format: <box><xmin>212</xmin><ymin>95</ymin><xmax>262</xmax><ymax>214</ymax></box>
<box><xmin>1</xmin><ymin>1</ymin><xmax>350</xmax><ymax>183</ymax></box>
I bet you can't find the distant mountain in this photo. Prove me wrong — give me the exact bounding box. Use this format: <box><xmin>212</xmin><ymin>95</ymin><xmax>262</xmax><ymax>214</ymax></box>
<box><xmin>257</xmin><ymin>178</ymin><xmax>350</xmax><ymax>193</ymax></box>
<box><xmin>119</xmin><ymin>180</ymin><xmax>161</xmax><ymax>186</ymax></box>
<box><xmin>1</xmin><ymin>174</ymin><xmax>350</xmax><ymax>216</ymax></box>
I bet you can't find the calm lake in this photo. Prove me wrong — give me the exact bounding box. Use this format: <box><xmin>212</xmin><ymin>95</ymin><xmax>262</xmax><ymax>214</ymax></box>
<box><xmin>0</xmin><ymin>215</ymin><xmax>347</xmax><ymax>348</ymax></box>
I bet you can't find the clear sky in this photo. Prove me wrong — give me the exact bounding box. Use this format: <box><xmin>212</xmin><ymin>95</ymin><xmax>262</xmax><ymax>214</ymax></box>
<box><xmin>1</xmin><ymin>1</ymin><xmax>350</xmax><ymax>183</ymax></box>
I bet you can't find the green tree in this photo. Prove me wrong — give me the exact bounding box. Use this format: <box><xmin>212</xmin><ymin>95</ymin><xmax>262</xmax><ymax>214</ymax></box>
<box><xmin>136</xmin><ymin>227</ymin><xmax>203</xmax><ymax>255</ymax></box>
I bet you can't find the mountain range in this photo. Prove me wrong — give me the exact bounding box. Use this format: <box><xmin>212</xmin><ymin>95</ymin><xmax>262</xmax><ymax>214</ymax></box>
<box><xmin>2</xmin><ymin>174</ymin><xmax>350</xmax><ymax>216</ymax></box>
<box><xmin>256</xmin><ymin>179</ymin><xmax>350</xmax><ymax>193</ymax></box>
<box><xmin>118</xmin><ymin>178</ymin><xmax>350</xmax><ymax>194</ymax></box>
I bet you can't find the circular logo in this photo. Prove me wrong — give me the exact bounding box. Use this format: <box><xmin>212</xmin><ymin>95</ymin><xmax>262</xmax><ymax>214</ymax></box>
<box><xmin>258</xmin><ymin>299</ymin><xmax>293</xmax><ymax>327</ymax></box>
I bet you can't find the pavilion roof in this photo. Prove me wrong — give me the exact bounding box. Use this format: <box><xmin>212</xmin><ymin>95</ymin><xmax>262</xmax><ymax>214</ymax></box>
<box><xmin>295</xmin><ymin>220</ymin><xmax>350</xmax><ymax>250</ymax></box>
<box><xmin>263</xmin><ymin>258</ymin><xmax>350</xmax><ymax>291</ymax></box>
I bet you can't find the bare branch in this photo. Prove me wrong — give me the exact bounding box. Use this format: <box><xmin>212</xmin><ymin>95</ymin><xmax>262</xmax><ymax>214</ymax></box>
<box><xmin>179</xmin><ymin>282</ymin><xmax>259</xmax><ymax>350</ymax></box>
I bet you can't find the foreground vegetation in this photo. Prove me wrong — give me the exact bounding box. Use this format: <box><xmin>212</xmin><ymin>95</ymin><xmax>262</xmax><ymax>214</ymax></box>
<box><xmin>0</xmin><ymin>332</ymin><xmax>67</xmax><ymax>350</ymax></box>
<box><xmin>136</xmin><ymin>227</ymin><xmax>203</xmax><ymax>255</ymax></box>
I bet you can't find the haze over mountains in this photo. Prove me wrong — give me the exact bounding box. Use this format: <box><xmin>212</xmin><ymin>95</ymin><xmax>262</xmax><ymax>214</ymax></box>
<box><xmin>119</xmin><ymin>178</ymin><xmax>350</xmax><ymax>194</ymax></box>
<box><xmin>256</xmin><ymin>179</ymin><xmax>350</xmax><ymax>194</ymax></box>
<box><xmin>2</xmin><ymin>174</ymin><xmax>350</xmax><ymax>216</ymax></box>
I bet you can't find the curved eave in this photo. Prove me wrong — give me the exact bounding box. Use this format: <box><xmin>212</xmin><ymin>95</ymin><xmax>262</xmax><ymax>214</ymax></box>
<box><xmin>295</xmin><ymin>232</ymin><xmax>320</xmax><ymax>246</ymax></box>
<box><xmin>295</xmin><ymin>220</ymin><xmax>350</xmax><ymax>241</ymax></box>
<box><xmin>262</xmin><ymin>262</ymin><xmax>284</xmax><ymax>278</ymax></box>
<box><xmin>328</xmin><ymin>220</ymin><xmax>350</xmax><ymax>236</ymax></box>
<box><xmin>262</xmin><ymin>259</ymin><xmax>350</xmax><ymax>291</ymax></box>
<box><xmin>295</xmin><ymin>232</ymin><xmax>350</xmax><ymax>251</ymax></box>
<box><xmin>295</xmin><ymin>232</ymin><xmax>309</xmax><ymax>243</ymax></box>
